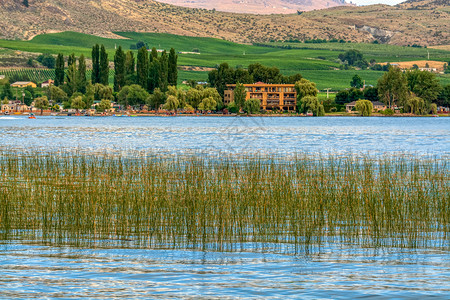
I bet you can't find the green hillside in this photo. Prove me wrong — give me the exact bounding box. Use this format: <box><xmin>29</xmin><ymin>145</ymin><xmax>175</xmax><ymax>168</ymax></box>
<box><xmin>0</xmin><ymin>32</ymin><xmax>449</xmax><ymax>90</ymax></box>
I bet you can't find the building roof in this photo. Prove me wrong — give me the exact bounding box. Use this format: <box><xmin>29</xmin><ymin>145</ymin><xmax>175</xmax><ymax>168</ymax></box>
<box><xmin>11</xmin><ymin>81</ymin><xmax>34</xmax><ymax>85</ymax></box>
<box><xmin>372</xmin><ymin>101</ymin><xmax>385</xmax><ymax>106</ymax></box>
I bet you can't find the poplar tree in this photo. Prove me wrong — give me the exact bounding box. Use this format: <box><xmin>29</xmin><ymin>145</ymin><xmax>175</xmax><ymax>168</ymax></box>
<box><xmin>65</xmin><ymin>58</ymin><xmax>78</xmax><ymax>96</ymax></box>
<box><xmin>124</xmin><ymin>51</ymin><xmax>135</xmax><ymax>85</ymax></box>
<box><xmin>150</xmin><ymin>47</ymin><xmax>158</xmax><ymax>61</ymax></box>
<box><xmin>77</xmin><ymin>54</ymin><xmax>87</xmax><ymax>94</ymax></box>
<box><xmin>55</xmin><ymin>54</ymin><xmax>65</xmax><ymax>86</ymax></box>
<box><xmin>91</xmin><ymin>44</ymin><xmax>100</xmax><ymax>84</ymax></box>
<box><xmin>114</xmin><ymin>46</ymin><xmax>126</xmax><ymax>92</ymax></box>
<box><xmin>99</xmin><ymin>45</ymin><xmax>109</xmax><ymax>86</ymax></box>
<box><xmin>168</xmin><ymin>48</ymin><xmax>178</xmax><ymax>87</ymax></box>
<box><xmin>148</xmin><ymin>59</ymin><xmax>161</xmax><ymax>93</ymax></box>
<box><xmin>159</xmin><ymin>50</ymin><xmax>169</xmax><ymax>92</ymax></box>
<box><xmin>67</xmin><ymin>53</ymin><xmax>76</xmax><ymax>68</ymax></box>
<box><xmin>136</xmin><ymin>47</ymin><xmax>149</xmax><ymax>89</ymax></box>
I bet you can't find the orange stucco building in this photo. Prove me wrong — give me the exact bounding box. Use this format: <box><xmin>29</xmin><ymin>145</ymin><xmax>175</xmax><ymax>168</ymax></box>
<box><xmin>224</xmin><ymin>83</ymin><xmax>297</xmax><ymax>111</ymax></box>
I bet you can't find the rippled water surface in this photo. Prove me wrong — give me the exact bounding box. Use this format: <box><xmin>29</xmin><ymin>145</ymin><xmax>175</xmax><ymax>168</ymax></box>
<box><xmin>1</xmin><ymin>116</ymin><xmax>449</xmax><ymax>298</ymax></box>
<box><xmin>0</xmin><ymin>116</ymin><xmax>449</xmax><ymax>155</ymax></box>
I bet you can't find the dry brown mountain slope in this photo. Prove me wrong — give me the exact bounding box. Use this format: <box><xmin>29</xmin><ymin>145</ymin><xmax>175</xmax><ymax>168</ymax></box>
<box><xmin>155</xmin><ymin>0</ymin><xmax>351</xmax><ymax>14</ymax></box>
<box><xmin>0</xmin><ymin>0</ymin><xmax>448</xmax><ymax>46</ymax></box>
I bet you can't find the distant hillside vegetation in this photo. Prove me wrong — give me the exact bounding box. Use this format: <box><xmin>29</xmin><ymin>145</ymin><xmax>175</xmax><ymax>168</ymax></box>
<box><xmin>0</xmin><ymin>0</ymin><xmax>447</xmax><ymax>46</ymax></box>
<box><xmin>155</xmin><ymin>0</ymin><xmax>351</xmax><ymax>14</ymax></box>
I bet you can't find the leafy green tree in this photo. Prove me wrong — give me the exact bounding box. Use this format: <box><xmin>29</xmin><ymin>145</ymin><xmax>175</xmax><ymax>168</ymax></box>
<box><xmin>96</xmin><ymin>99</ymin><xmax>111</xmax><ymax>112</ymax></box>
<box><xmin>301</xmin><ymin>96</ymin><xmax>325</xmax><ymax>116</ymax></box>
<box><xmin>136</xmin><ymin>47</ymin><xmax>149</xmax><ymax>89</ymax></box>
<box><xmin>34</xmin><ymin>96</ymin><xmax>49</xmax><ymax>115</ymax></box>
<box><xmin>117</xmin><ymin>84</ymin><xmax>150</xmax><ymax>107</ymax></box>
<box><xmin>150</xmin><ymin>47</ymin><xmax>158</xmax><ymax>61</ymax></box>
<box><xmin>363</xmin><ymin>86</ymin><xmax>379</xmax><ymax>102</ymax></box>
<box><xmin>348</xmin><ymin>87</ymin><xmax>364</xmax><ymax>102</ymax></box>
<box><xmin>198</xmin><ymin>97</ymin><xmax>217</xmax><ymax>111</ymax></box>
<box><xmin>84</xmin><ymin>82</ymin><xmax>95</xmax><ymax>108</ymax></box>
<box><xmin>378</xmin><ymin>66</ymin><xmax>409</xmax><ymax>108</ymax></box>
<box><xmin>166</xmin><ymin>86</ymin><xmax>186</xmax><ymax>108</ymax></box>
<box><xmin>335</xmin><ymin>89</ymin><xmax>349</xmax><ymax>105</ymax></box>
<box><xmin>124</xmin><ymin>51</ymin><xmax>135</xmax><ymax>85</ymax></box>
<box><xmin>202</xmin><ymin>87</ymin><xmax>223</xmax><ymax>110</ymax></box>
<box><xmin>23</xmin><ymin>90</ymin><xmax>33</xmax><ymax>106</ymax></box>
<box><xmin>1</xmin><ymin>83</ymin><xmax>13</xmax><ymax>100</ymax></box>
<box><xmin>186</xmin><ymin>87</ymin><xmax>203</xmax><ymax>109</ymax></box>
<box><xmin>436</xmin><ymin>84</ymin><xmax>450</xmax><ymax>107</ymax></box>
<box><xmin>93</xmin><ymin>83</ymin><xmax>113</xmax><ymax>101</ymax></box>
<box><xmin>22</xmin><ymin>0</ymin><xmax>29</xmax><ymax>7</ymax></box>
<box><xmin>65</xmin><ymin>61</ymin><xmax>78</xmax><ymax>96</ymax></box>
<box><xmin>227</xmin><ymin>101</ymin><xmax>239</xmax><ymax>113</ymax></box>
<box><xmin>159</xmin><ymin>50</ymin><xmax>169</xmax><ymax>92</ymax></box>
<box><xmin>355</xmin><ymin>100</ymin><xmax>373</xmax><ymax>116</ymax></box>
<box><xmin>163</xmin><ymin>95</ymin><xmax>179</xmax><ymax>112</ymax></box>
<box><xmin>71</xmin><ymin>96</ymin><xmax>85</xmax><ymax>113</ymax></box>
<box><xmin>24</xmin><ymin>85</ymin><xmax>35</xmax><ymax>98</ymax></box>
<box><xmin>234</xmin><ymin>82</ymin><xmax>246</xmax><ymax>110</ymax></box>
<box><xmin>234</xmin><ymin>68</ymin><xmax>253</xmax><ymax>84</ymax></box>
<box><xmin>50</xmin><ymin>86</ymin><xmax>68</xmax><ymax>103</ymax></box>
<box><xmin>91</xmin><ymin>44</ymin><xmax>100</xmax><ymax>84</ymax></box>
<box><xmin>55</xmin><ymin>54</ymin><xmax>65</xmax><ymax>86</ymax></box>
<box><xmin>430</xmin><ymin>103</ymin><xmax>437</xmax><ymax>114</ymax></box>
<box><xmin>148</xmin><ymin>59</ymin><xmax>161</xmax><ymax>93</ymax></box>
<box><xmin>114</xmin><ymin>46</ymin><xmax>126</xmax><ymax>92</ymax></box>
<box><xmin>148</xmin><ymin>88</ymin><xmax>166</xmax><ymax>109</ymax></box>
<box><xmin>77</xmin><ymin>54</ymin><xmax>87</xmax><ymax>94</ymax></box>
<box><xmin>36</xmin><ymin>53</ymin><xmax>55</xmax><ymax>69</ymax></box>
<box><xmin>168</xmin><ymin>48</ymin><xmax>178</xmax><ymax>87</ymax></box>
<box><xmin>243</xmin><ymin>98</ymin><xmax>260</xmax><ymax>114</ymax></box>
<box><xmin>99</xmin><ymin>45</ymin><xmax>109</xmax><ymax>86</ymax></box>
<box><xmin>406</xmin><ymin>69</ymin><xmax>441</xmax><ymax>104</ymax></box>
<box><xmin>67</xmin><ymin>53</ymin><xmax>75</xmax><ymax>68</ymax></box>
<box><xmin>338</xmin><ymin>50</ymin><xmax>367</xmax><ymax>68</ymax></box>
<box><xmin>407</xmin><ymin>97</ymin><xmax>425</xmax><ymax>115</ymax></box>
<box><xmin>350</xmin><ymin>74</ymin><xmax>363</xmax><ymax>88</ymax></box>
<box><xmin>295</xmin><ymin>78</ymin><xmax>317</xmax><ymax>112</ymax></box>
<box><xmin>208</xmin><ymin>63</ymin><xmax>235</xmax><ymax>97</ymax></box>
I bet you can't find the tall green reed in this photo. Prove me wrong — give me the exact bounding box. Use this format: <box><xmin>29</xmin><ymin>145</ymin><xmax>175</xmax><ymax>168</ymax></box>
<box><xmin>0</xmin><ymin>151</ymin><xmax>448</xmax><ymax>252</ymax></box>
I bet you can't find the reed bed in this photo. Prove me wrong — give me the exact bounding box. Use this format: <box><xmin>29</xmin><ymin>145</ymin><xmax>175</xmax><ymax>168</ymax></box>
<box><xmin>0</xmin><ymin>151</ymin><xmax>448</xmax><ymax>253</ymax></box>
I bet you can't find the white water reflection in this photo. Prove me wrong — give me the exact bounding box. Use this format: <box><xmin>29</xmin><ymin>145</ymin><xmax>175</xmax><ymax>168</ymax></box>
<box><xmin>0</xmin><ymin>243</ymin><xmax>449</xmax><ymax>299</ymax></box>
<box><xmin>0</xmin><ymin>116</ymin><xmax>449</xmax><ymax>156</ymax></box>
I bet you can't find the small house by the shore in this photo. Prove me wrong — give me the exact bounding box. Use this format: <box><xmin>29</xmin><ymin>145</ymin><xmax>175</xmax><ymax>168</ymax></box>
<box><xmin>41</xmin><ymin>79</ymin><xmax>54</xmax><ymax>88</ymax></box>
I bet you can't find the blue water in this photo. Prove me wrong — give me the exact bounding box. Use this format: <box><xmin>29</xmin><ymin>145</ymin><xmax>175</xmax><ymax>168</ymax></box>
<box><xmin>0</xmin><ymin>116</ymin><xmax>449</xmax><ymax>298</ymax></box>
<box><xmin>0</xmin><ymin>115</ymin><xmax>449</xmax><ymax>156</ymax></box>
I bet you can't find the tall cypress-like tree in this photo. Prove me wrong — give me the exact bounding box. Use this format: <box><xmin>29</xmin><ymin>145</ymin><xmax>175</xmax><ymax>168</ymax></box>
<box><xmin>168</xmin><ymin>48</ymin><xmax>178</xmax><ymax>87</ymax></box>
<box><xmin>148</xmin><ymin>59</ymin><xmax>161</xmax><ymax>93</ymax></box>
<box><xmin>114</xmin><ymin>46</ymin><xmax>126</xmax><ymax>92</ymax></box>
<box><xmin>159</xmin><ymin>50</ymin><xmax>169</xmax><ymax>92</ymax></box>
<box><xmin>151</xmin><ymin>47</ymin><xmax>158</xmax><ymax>61</ymax></box>
<box><xmin>124</xmin><ymin>51</ymin><xmax>135</xmax><ymax>85</ymax></box>
<box><xmin>77</xmin><ymin>54</ymin><xmax>87</xmax><ymax>94</ymax></box>
<box><xmin>55</xmin><ymin>53</ymin><xmax>65</xmax><ymax>86</ymax></box>
<box><xmin>99</xmin><ymin>45</ymin><xmax>109</xmax><ymax>86</ymax></box>
<box><xmin>91</xmin><ymin>44</ymin><xmax>100</xmax><ymax>84</ymax></box>
<box><xmin>67</xmin><ymin>53</ymin><xmax>76</xmax><ymax>68</ymax></box>
<box><xmin>136</xmin><ymin>47</ymin><xmax>149</xmax><ymax>89</ymax></box>
<box><xmin>65</xmin><ymin>58</ymin><xmax>78</xmax><ymax>97</ymax></box>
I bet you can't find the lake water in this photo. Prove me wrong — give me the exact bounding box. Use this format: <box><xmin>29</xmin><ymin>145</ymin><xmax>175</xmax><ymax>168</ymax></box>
<box><xmin>1</xmin><ymin>116</ymin><xmax>449</xmax><ymax>298</ymax></box>
<box><xmin>0</xmin><ymin>115</ymin><xmax>449</xmax><ymax>156</ymax></box>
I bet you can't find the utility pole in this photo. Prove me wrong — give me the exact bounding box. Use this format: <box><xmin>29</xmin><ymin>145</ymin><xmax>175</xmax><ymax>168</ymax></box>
<box><xmin>325</xmin><ymin>88</ymin><xmax>331</xmax><ymax>99</ymax></box>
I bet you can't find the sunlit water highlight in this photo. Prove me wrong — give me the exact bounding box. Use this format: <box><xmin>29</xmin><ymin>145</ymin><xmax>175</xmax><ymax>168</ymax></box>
<box><xmin>0</xmin><ymin>116</ymin><xmax>449</xmax><ymax>298</ymax></box>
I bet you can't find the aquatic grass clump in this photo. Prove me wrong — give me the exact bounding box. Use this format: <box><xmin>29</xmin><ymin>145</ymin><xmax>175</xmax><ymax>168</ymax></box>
<box><xmin>0</xmin><ymin>151</ymin><xmax>448</xmax><ymax>253</ymax></box>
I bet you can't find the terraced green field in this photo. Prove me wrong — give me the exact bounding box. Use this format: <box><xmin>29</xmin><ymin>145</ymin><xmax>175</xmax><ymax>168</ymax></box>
<box><xmin>0</xmin><ymin>32</ymin><xmax>448</xmax><ymax>90</ymax></box>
